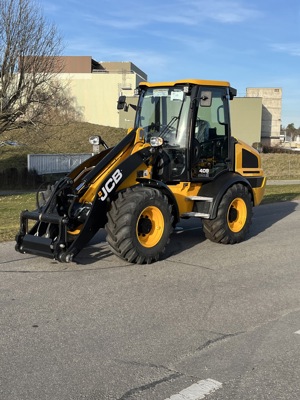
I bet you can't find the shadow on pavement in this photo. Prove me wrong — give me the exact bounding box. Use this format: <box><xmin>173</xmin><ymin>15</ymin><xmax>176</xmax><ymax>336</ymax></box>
<box><xmin>250</xmin><ymin>200</ymin><xmax>299</xmax><ymax>238</ymax></box>
<box><xmin>64</xmin><ymin>201</ymin><xmax>300</xmax><ymax>265</ymax></box>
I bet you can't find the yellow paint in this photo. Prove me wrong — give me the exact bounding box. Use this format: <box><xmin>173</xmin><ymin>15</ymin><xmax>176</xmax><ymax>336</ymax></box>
<box><xmin>227</xmin><ymin>197</ymin><xmax>247</xmax><ymax>232</ymax></box>
<box><xmin>252</xmin><ymin>178</ymin><xmax>267</xmax><ymax>205</ymax></box>
<box><xmin>234</xmin><ymin>140</ymin><xmax>266</xmax><ymax>206</ymax></box>
<box><xmin>79</xmin><ymin>129</ymin><xmax>147</xmax><ymax>204</ymax></box>
<box><xmin>139</xmin><ymin>79</ymin><xmax>231</xmax><ymax>88</ymax></box>
<box><xmin>168</xmin><ymin>182</ymin><xmax>201</xmax><ymax>214</ymax></box>
<box><xmin>136</xmin><ymin>205</ymin><xmax>164</xmax><ymax>248</ymax></box>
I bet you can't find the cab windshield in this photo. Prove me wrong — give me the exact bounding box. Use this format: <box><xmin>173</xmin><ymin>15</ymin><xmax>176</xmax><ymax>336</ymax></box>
<box><xmin>135</xmin><ymin>86</ymin><xmax>190</xmax><ymax>148</ymax></box>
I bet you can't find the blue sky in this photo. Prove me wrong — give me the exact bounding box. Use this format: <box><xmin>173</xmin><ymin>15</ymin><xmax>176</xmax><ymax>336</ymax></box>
<box><xmin>41</xmin><ymin>0</ymin><xmax>300</xmax><ymax>127</ymax></box>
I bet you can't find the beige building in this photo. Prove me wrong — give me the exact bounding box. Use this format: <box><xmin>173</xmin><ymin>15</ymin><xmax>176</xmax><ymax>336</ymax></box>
<box><xmin>230</xmin><ymin>97</ymin><xmax>263</xmax><ymax>147</ymax></box>
<box><xmin>57</xmin><ymin>56</ymin><xmax>147</xmax><ymax>127</ymax></box>
<box><xmin>54</xmin><ymin>58</ymin><xmax>281</xmax><ymax>147</ymax></box>
<box><xmin>246</xmin><ymin>88</ymin><xmax>282</xmax><ymax>146</ymax></box>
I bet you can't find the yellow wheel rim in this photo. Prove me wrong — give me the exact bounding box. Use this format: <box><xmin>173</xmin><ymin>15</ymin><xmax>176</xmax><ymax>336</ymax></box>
<box><xmin>136</xmin><ymin>206</ymin><xmax>164</xmax><ymax>248</ymax></box>
<box><xmin>227</xmin><ymin>198</ymin><xmax>247</xmax><ymax>233</ymax></box>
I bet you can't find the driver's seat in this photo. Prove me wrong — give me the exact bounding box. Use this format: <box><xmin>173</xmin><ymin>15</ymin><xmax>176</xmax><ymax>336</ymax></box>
<box><xmin>195</xmin><ymin>119</ymin><xmax>209</xmax><ymax>142</ymax></box>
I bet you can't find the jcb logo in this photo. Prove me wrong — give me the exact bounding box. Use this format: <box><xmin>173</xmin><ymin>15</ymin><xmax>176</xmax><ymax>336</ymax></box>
<box><xmin>98</xmin><ymin>169</ymin><xmax>123</xmax><ymax>201</ymax></box>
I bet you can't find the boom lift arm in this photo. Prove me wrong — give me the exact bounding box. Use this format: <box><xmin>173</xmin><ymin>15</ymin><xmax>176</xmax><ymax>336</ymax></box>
<box><xmin>16</xmin><ymin>129</ymin><xmax>158</xmax><ymax>262</ymax></box>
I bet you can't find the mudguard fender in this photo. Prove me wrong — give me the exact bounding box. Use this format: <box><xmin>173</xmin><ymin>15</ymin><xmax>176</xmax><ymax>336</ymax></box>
<box><xmin>199</xmin><ymin>172</ymin><xmax>253</xmax><ymax>220</ymax></box>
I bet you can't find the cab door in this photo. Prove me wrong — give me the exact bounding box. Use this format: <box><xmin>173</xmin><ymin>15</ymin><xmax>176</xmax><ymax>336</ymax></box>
<box><xmin>191</xmin><ymin>86</ymin><xmax>231</xmax><ymax>180</ymax></box>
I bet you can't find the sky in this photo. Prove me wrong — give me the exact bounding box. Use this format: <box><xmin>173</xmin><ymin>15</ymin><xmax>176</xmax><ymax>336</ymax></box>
<box><xmin>40</xmin><ymin>0</ymin><xmax>300</xmax><ymax>127</ymax></box>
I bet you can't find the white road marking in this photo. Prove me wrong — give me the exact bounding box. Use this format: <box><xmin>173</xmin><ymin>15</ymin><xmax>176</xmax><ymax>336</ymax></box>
<box><xmin>294</xmin><ymin>330</ymin><xmax>300</xmax><ymax>335</ymax></box>
<box><xmin>165</xmin><ymin>378</ymin><xmax>222</xmax><ymax>400</ymax></box>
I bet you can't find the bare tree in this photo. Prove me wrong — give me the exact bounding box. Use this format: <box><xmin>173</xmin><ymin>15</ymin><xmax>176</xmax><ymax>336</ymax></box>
<box><xmin>0</xmin><ymin>0</ymin><xmax>75</xmax><ymax>135</ymax></box>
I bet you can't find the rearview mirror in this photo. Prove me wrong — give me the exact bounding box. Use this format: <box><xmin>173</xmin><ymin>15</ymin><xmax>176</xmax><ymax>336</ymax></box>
<box><xmin>117</xmin><ymin>95</ymin><xmax>127</xmax><ymax>110</ymax></box>
<box><xmin>200</xmin><ymin>91</ymin><xmax>212</xmax><ymax>107</ymax></box>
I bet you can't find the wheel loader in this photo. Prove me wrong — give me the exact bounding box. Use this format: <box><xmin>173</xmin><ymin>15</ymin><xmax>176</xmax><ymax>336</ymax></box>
<box><xmin>15</xmin><ymin>79</ymin><xmax>266</xmax><ymax>263</ymax></box>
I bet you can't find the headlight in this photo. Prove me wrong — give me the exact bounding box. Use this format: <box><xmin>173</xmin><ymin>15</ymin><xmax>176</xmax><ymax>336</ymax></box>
<box><xmin>89</xmin><ymin>136</ymin><xmax>100</xmax><ymax>145</ymax></box>
<box><xmin>150</xmin><ymin>136</ymin><xmax>164</xmax><ymax>147</ymax></box>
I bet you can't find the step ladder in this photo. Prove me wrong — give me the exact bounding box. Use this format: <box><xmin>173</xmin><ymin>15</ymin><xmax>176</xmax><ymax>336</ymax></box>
<box><xmin>181</xmin><ymin>196</ymin><xmax>213</xmax><ymax>219</ymax></box>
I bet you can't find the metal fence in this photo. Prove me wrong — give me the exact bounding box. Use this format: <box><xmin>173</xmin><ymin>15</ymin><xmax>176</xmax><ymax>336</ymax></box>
<box><xmin>28</xmin><ymin>153</ymin><xmax>93</xmax><ymax>175</ymax></box>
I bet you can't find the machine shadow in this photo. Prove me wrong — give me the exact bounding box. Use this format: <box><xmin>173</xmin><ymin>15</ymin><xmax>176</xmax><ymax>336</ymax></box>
<box><xmin>75</xmin><ymin>219</ymin><xmax>205</xmax><ymax>265</ymax></box>
<box><xmin>164</xmin><ymin>218</ymin><xmax>206</xmax><ymax>259</ymax></box>
<box><xmin>74</xmin><ymin>201</ymin><xmax>299</xmax><ymax>264</ymax></box>
<box><xmin>74</xmin><ymin>229</ymin><xmax>114</xmax><ymax>266</ymax></box>
<box><xmin>249</xmin><ymin>200</ymin><xmax>299</xmax><ymax>238</ymax></box>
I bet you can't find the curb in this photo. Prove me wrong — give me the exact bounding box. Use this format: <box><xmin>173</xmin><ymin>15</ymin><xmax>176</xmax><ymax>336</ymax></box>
<box><xmin>267</xmin><ymin>180</ymin><xmax>300</xmax><ymax>185</ymax></box>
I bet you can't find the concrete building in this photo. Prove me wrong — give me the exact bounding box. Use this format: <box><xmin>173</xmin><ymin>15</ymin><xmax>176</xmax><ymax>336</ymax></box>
<box><xmin>246</xmin><ymin>88</ymin><xmax>282</xmax><ymax>146</ymax></box>
<box><xmin>230</xmin><ymin>97</ymin><xmax>263</xmax><ymax>147</ymax></box>
<box><xmin>56</xmin><ymin>56</ymin><xmax>147</xmax><ymax>127</ymax></box>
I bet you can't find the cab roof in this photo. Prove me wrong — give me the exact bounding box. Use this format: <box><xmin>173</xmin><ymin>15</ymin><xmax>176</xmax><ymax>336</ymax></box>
<box><xmin>139</xmin><ymin>79</ymin><xmax>231</xmax><ymax>88</ymax></box>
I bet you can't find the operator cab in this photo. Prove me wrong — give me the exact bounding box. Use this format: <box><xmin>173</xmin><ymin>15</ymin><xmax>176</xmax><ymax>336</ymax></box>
<box><xmin>119</xmin><ymin>80</ymin><xmax>236</xmax><ymax>183</ymax></box>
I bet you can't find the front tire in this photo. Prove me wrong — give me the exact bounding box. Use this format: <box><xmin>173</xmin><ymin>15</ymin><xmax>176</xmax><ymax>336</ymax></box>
<box><xmin>203</xmin><ymin>183</ymin><xmax>253</xmax><ymax>244</ymax></box>
<box><xmin>106</xmin><ymin>186</ymin><xmax>174</xmax><ymax>264</ymax></box>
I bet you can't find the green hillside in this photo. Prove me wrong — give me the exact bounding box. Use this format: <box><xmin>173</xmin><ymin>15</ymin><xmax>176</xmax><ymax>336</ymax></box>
<box><xmin>0</xmin><ymin>122</ymin><xmax>127</xmax><ymax>171</ymax></box>
<box><xmin>1</xmin><ymin>122</ymin><xmax>300</xmax><ymax>180</ymax></box>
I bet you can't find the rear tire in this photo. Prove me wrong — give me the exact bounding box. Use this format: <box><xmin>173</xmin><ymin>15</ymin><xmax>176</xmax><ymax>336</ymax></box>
<box><xmin>203</xmin><ymin>183</ymin><xmax>253</xmax><ymax>244</ymax></box>
<box><xmin>105</xmin><ymin>186</ymin><xmax>174</xmax><ymax>264</ymax></box>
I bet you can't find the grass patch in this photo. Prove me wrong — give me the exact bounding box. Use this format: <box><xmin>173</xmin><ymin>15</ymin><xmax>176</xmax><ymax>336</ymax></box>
<box><xmin>262</xmin><ymin>184</ymin><xmax>300</xmax><ymax>204</ymax></box>
<box><xmin>261</xmin><ymin>153</ymin><xmax>300</xmax><ymax>180</ymax></box>
<box><xmin>1</xmin><ymin>185</ymin><xmax>300</xmax><ymax>243</ymax></box>
<box><xmin>0</xmin><ymin>193</ymin><xmax>36</xmax><ymax>242</ymax></box>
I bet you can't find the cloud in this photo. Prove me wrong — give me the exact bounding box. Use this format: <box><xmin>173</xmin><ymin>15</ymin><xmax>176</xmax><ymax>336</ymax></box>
<box><xmin>81</xmin><ymin>0</ymin><xmax>261</xmax><ymax>30</ymax></box>
<box><xmin>271</xmin><ymin>43</ymin><xmax>300</xmax><ymax>57</ymax></box>
<box><xmin>40</xmin><ymin>1</ymin><xmax>61</xmax><ymax>14</ymax></box>
<box><xmin>82</xmin><ymin>14</ymin><xmax>146</xmax><ymax>30</ymax></box>
<box><xmin>64</xmin><ymin>37</ymin><xmax>170</xmax><ymax>70</ymax></box>
<box><xmin>194</xmin><ymin>0</ymin><xmax>261</xmax><ymax>23</ymax></box>
<box><xmin>149</xmin><ymin>29</ymin><xmax>215</xmax><ymax>52</ymax></box>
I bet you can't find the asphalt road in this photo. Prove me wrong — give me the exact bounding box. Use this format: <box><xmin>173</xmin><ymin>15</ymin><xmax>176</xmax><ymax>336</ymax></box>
<box><xmin>1</xmin><ymin>200</ymin><xmax>300</xmax><ymax>400</ymax></box>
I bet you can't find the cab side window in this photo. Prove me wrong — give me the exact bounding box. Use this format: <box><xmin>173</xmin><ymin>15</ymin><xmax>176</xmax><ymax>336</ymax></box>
<box><xmin>192</xmin><ymin>87</ymin><xmax>229</xmax><ymax>179</ymax></box>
